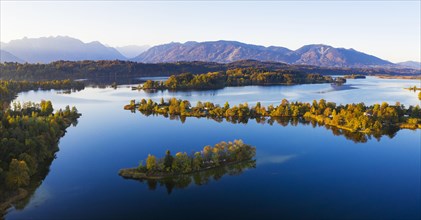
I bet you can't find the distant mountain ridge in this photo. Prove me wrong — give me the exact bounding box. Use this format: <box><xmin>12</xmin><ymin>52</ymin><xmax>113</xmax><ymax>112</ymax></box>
<box><xmin>1</xmin><ymin>36</ymin><xmax>126</xmax><ymax>63</ymax></box>
<box><xmin>115</xmin><ymin>45</ymin><xmax>150</xmax><ymax>59</ymax></box>
<box><xmin>133</xmin><ymin>41</ymin><xmax>393</xmax><ymax>68</ymax></box>
<box><xmin>0</xmin><ymin>50</ymin><xmax>25</xmax><ymax>63</ymax></box>
<box><xmin>397</xmin><ymin>61</ymin><xmax>421</xmax><ymax>69</ymax></box>
<box><xmin>0</xmin><ymin>37</ymin><xmax>413</xmax><ymax>69</ymax></box>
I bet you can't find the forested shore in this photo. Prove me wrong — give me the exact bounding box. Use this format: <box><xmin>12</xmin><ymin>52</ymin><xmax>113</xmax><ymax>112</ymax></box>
<box><xmin>1</xmin><ymin>60</ymin><xmax>419</xmax><ymax>82</ymax></box>
<box><xmin>0</xmin><ymin>80</ymin><xmax>84</xmax><ymax>105</ymax></box>
<box><xmin>0</xmin><ymin>80</ymin><xmax>83</xmax><ymax>214</ymax></box>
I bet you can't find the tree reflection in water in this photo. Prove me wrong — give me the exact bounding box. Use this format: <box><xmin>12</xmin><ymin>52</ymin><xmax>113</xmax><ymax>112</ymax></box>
<box><xmin>139</xmin><ymin>113</ymin><xmax>400</xmax><ymax>144</ymax></box>
<box><xmin>133</xmin><ymin>160</ymin><xmax>256</xmax><ymax>194</ymax></box>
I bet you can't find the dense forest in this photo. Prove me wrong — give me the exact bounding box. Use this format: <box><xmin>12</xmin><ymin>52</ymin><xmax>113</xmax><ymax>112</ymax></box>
<box><xmin>125</xmin><ymin>98</ymin><xmax>421</xmax><ymax>136</ymax></box>
<box><xmin>119</xmin><ymin>140</ymin><xmax>256</xmax><ymax>180</ymax></box>
<box><xmin>1</xmin><ymin>60</ymin><xmax>419</xmax><ymax>82</ymax></box>
<box><xmin>0</xmin><ymin>80</ymin><xmax>83</xmax><ymax>214</ymax></box>
<box><xmin>140</xmin><ymin>69</ymin><xmax>346</xmax><ymax>90</ymax></box>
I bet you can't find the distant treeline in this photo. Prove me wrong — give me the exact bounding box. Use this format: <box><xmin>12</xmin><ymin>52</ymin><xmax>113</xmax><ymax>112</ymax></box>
<box><xmin>140</xmin><ymin>69</ymin><xmax>345</xmax><ymax>90</ymax></box>
<box><xmin>0</xmin><ymin>80</ymin><xmax>84</xmax><ymax>106</ymax></box>
<box><xmin>1</xmin><ymin>60</ymin><xmax>419</xmax><ymax>81</ymax></box>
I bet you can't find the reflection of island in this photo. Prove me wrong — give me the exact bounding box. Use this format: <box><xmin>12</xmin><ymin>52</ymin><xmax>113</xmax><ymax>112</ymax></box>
<box><xmin>126</xmin><ymin>160</ymin><xmax>256</xmax><ymax>194</ymax></box>
<box><xmin>143</xmin><ymin>115</ymin><xmax>399</xmax><ymax>143</ymax></box>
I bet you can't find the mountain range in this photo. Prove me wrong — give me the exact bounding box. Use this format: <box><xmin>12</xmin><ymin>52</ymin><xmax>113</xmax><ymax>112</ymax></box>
<box><xmin>1</xmin><ymin>36</ymin><xmax>419</xmax><ymax>69</ymax></box>
<box><xmin>132</xmin><ymin>41</ymin><xmax>394</xmax><ymax>68</ymax></box>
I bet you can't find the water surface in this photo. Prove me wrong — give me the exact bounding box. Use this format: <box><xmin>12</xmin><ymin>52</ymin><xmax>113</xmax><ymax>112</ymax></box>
<box><xmin>6</xmin><ymin>76</ymin><xmax>421</xmax><ymax>219</ymax></box>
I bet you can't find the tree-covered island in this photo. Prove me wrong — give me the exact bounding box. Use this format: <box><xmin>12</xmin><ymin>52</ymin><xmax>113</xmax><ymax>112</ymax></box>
<box><xmin>343</xmin><ymin>74</ymin><xmax>366</xmax><ymax>79</ymax></box>
<box><xmin>138</xmin><ymin>68</ymin><xmax>346</xmax><ymax>91</ymax></box>
<box><xmin>119</xmin><ymin>140</ymin><xmax>256</xmax><ymax>180</ymax></box>
<box><xmin>125</xmin><ymin>98</ymin><xmax>421</xmax><ymax>134</ymax></box>
<box><xmin>128</xmin><ymin>160</ymin><xmax>256</xmax><ymax>194</ymax></box>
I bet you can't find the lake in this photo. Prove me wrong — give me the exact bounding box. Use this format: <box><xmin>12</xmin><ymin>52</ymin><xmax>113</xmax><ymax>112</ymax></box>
<box><xmin>6</xmin><ymin>76</ymin><xmax>421</xmax><ymax>219</ymax></box>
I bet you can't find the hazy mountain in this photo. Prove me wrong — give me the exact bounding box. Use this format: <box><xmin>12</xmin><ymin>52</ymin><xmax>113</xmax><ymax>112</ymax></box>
<box><xmin>133</xmin><ymin>41</ymin><xmax>393</xmax><ymax>68</ymax></box>
<box><xmin>2</xmin><ymin>36</ymin><xmax>126</xmax><ymax>63</ymax></box>
<box><xmin>115</xmin><ymin>45</ymin><xmax>150</xmax><ymax>59</ymax></box>
<box><xmin>293</xmin><ymin>44</ymin><xmax>392</xmax><ymax>67</ymax></box>
<box><xmin>0</xmin><ymin>50</ymin><xmax>25</xmax><ymax>63</ymax></box>
<box><xmin>133</xmin><ymin>41</ymin><xmax>296</xmax><ymax>64</ymax></box>
<box><xmin>396</xmin><ymin>61</ymin><xmax>421</xmax><ymax>69</ymax></box>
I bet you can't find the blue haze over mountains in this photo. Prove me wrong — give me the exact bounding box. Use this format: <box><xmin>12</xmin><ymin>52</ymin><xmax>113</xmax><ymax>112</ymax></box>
<box><xmin>0</xmin><ymin>36</ymin><xmax>419</xmax><ymax>69</ymax></box>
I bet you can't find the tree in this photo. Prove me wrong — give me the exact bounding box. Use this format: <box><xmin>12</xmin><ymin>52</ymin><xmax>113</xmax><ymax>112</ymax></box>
<box><xmin>164</xmin><ymin>150</ymin><xmax>174</xmax><ymax>171</ymax></box>
<box><xmin>211</xmin><ymin>152</ymin><xmax>220</xmax><ymax>166</ymax></box>
<box><xmin>146</xmin><ymin>154</ymin><xmax>157</xmax><ymax>171</ymax></box>
<box><xmin>224</xmin><ymin>102</ymin><xmax>230</xmax><ymax>111</ymax></box>
<box><xmin>5</xmin><ymin>159</ymin><xmax>30</xmax><ymax>189</ymax></box>
<box><xmin>40</xmin><ymin>100</ymin><xmax>53</xmax><ymax>115</ymax></box>
<box><xmin>192</xmin><ymin>152</ymin><xmax>203</xmax><ymax>170</ymax></box>
<box><xmin>172</xmin><ymin>152</ymin><xmax>191</xmax><ymax>173</ymax></box>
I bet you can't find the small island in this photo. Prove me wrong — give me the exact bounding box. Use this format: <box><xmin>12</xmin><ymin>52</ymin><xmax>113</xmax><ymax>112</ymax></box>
<box><xmin>344</xmin><ymin>74</ymin><xmax>366</xmax><ymax>79</ymax></box>
<box><xmin>119</xmin><ymin>140</ymin><xmax>256</xmax><ymax>180</ymax></box>
<box><xmin>404</xmin><ymin>86</ymin><xmax>421</xmax><ymax>91</ymax></box>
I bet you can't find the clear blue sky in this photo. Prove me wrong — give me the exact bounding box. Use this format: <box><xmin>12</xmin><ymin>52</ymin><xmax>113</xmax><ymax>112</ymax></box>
<box><xmin>1</xmin><ymin>1</ymin><xmax>420</xmax><ymax>62</ymax></box>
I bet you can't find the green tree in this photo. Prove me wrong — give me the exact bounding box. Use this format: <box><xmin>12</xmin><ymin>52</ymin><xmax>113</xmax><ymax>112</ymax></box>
<box><xmin>146</xmin><ymin>154</ymin><xmax>157</xmax><ymax>171</ymax></box>
<box><xmin>192</xmin><ymin>152</ymin><xmax>203</xmax><ymax>170</ymax></box>
<box><xmin>5</xmin><ymin>159</ymin><xmax>30</xmax><ymax>189</ymax></box>
<box><xmin>172</xmin><ymin>152</ymin><xmax>191</xmax><ymax>173</ymax></box>
<box><xmin>164</xmin><ymin>150</ymin><xmax>174</xmax><ymax>171</ymax></box>
<box><xmin>40</xmin><ymin>100</ymin><xmax>53</xmax><ymax>115</ymax></box>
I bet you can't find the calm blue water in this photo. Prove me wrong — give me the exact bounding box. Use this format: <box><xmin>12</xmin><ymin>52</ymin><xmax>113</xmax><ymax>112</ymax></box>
<box><xmin>6</xmin><ymin>77</ymin><xmax>421</xmax><ymax>219</ymax></box>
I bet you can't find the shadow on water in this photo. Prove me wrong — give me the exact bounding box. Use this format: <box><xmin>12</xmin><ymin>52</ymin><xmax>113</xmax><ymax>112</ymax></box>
<box><xmin>126</xmin><ymin>160</ymin><xmax>256</xmax><ymax>195</ymax></box>
<box><xmin>317</xmin><ymin>83</ymin><xmax>357</xmax><ymax>93</ymax></box>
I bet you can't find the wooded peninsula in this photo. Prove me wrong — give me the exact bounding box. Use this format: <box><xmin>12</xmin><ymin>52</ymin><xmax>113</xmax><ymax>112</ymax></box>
<box><xmin>125</xmin><ymin>98</ymin><xmax>421</xmax><ymax>135</ymax></box>
<box><xmin>0</xmin><ymin>80</ymin><xmax>83</xmax><ymax>214</ymax></box>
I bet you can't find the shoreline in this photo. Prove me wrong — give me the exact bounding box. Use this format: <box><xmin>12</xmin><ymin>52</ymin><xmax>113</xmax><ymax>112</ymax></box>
<box><xmin>0</xmin><ymin>188</ymin><xmax>28</xmax><ymax>214</ymax></box>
